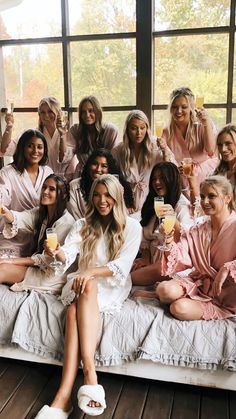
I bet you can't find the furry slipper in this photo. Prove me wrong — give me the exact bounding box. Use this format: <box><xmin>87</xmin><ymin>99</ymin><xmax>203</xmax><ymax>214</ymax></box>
<box><xmin>77</xmin><ymin>384</ymin><xmax>106</xmax><ymax>416</ymax></box>
<box><xmin>34</xmin><ymin>405</ymin><xmax>73</xmax><ymax>419</ymax></box>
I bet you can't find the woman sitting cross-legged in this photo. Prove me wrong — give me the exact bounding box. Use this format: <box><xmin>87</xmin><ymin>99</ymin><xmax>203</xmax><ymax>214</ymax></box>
<box><xmin>0</xmin><ymin>174</ymin><xmax>74</xmax><ymax>294</ymax></box>
<box><xmin>35</xmin><ymin>174</ymin><xmax>142</xmax><ymax>418</ymax></box>
<box><xmin>131</xmin><ymin>162</ymin><xmax>194</xmax><ymax>289</ymax></box>
<box><xmin>155</xmin><ymin>175</ymin><xmax>236</xmax><ymax>321</ymax></box>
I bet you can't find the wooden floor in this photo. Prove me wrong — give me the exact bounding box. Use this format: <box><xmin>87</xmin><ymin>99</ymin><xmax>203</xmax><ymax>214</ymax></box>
<box><xmin>0</xmin><ymin>357</ymin><xmax>235</xmax><ymax>419</ymax></box>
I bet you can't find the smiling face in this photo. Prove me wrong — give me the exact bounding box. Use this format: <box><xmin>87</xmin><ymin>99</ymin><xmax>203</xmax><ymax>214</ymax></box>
<box><xmin>151</xmin><ymin>168</ymin><xmax>167</xmax><ymax>197</ymax></box>
<box><xmin>171</xmin><ymin>95</ymin><xmax>191</xmax><ymax>125</ymax></box>
<box><xmin>127</xmin><ymin>118</ymin><xmax>147</xmax><ymax>145</ymax></box>
<box><xmin>80</xmin><ymin>100</ymin><xmax>96</xmax><ymax>125</ymax></box>
<box><xmin>89</xmin><ymin>156</ymin><xmax>109</xmax><ymax>180</ymax></box>
<box><xmin>24</xmin><ymin>136</ymin><xmax>45</xmax><ymax>166</ymax></box>
<box><xmin>200</xmin><ymin>184</ymin><xmax>231</xmax><ymax>216</ymax></box>
<box><xmin>39</xmin><ymin>102</ymin><xmax>57</xmax><ymax>129</ymax></box>
<box><xmin>40</xmin><ymin>178</ymin><xmax>57</xmax><ymax>207</ymax></box>
<box><xmin>92</xmin><ymin>183</ymin><xmax>115</xmax><ymax>218</ymax></box>
<box><xmin>217</xmin><ymin>132</ymin><xmax>236</xmax><ymax>163</ymax></box>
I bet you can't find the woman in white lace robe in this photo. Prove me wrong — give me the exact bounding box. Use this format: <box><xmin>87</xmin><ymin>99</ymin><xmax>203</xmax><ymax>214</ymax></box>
<box><xmin>35</xmin><ymin>174</ymin><xmax>141</xmax><ymax>418</ymax></box>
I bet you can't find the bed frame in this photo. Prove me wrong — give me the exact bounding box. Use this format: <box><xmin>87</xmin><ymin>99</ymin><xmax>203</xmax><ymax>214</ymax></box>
<box><xmin>1</xmin><ymin>345</ymin><xmax>236</xmax><ymax>391</ymax></box>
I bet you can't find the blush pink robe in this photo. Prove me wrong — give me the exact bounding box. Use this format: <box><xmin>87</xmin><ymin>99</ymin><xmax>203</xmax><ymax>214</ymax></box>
<box><xmin>0</xmin><ymin>164</ymin><xmax>53</xmax><ymax>257</ymax></box>
<box><xmin>161</xmin><ymin>212</ymin><xmax>236</xmax><ymax>319</ymax></box>
<box><xmin>162</xmin><ymin>122</ymin><xmax>218</xmax><ymax>183</ymax></box>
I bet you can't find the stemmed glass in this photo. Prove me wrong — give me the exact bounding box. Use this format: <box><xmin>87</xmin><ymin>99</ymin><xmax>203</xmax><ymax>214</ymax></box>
<box><xmin>154</xmin><ymin>196</ymin><xmax>164</xmax><ymax>234</ymax></box>
<box><xmin>155</xmin><ymin>123</ymin><xmax>163</xmax><ymax>138</ymax></box>
<box><xmin>46</xmin><ymin>228</ymin><xmax>62</xmax><ymax>273</ymax></box>
<box><xmin>194</xmin><ymin>96</ymin><xmax>204</xmax><ymax>125</ymax></box>
<box><xmin>61</xmin><ymin>111</ymin><xmax>68</xmax><ymax>129</ymax></box>
<box><xmin>157</xmin><ymin>213</ymin><xmax>176</xmax><ymax>251</ymax></box>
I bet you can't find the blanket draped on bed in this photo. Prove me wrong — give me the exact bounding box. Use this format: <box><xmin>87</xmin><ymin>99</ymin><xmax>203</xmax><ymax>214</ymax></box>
<box><xmin>0</xmin><ymin>285</ymin><xmax>236</xmax><ymax>371</ymax></box>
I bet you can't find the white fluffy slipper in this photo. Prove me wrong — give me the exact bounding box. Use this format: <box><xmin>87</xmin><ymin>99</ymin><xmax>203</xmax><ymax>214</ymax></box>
<box><xmin>34</xmin><ymin>404</ymin><xmax>73</xmax><ymax>419</ymax></box>
<box><xmin>77</xmin><ymin>384</ymin><xmax>106</xmax><ymax>416</ymax></box>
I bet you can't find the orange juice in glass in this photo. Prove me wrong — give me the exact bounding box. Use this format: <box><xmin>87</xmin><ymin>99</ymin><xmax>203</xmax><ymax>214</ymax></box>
<box><xmin>163</xmin><ymin>214</ymin><xmax>176</xmax><ymax>235</ymax></box>
<box><xmin>154</xmin><ymin>196</ymin><xmax>164</xmax><ymax>218</ymax></box>
<box><xmin>182</xmin><ymin>157</ymin><xmax>193</xmax><ymax>177</ymax></box>
<box><xmin>195</xmin><ymin>96</ymin><xmax>204</xmax><ymax>109</ymax></box>
<box><xmin>46</xmin><ymin>228</ymin><xmax>58</xmax><ymax>250</ymax></box>
<box><xmin>0</xmin><ymin>192</ymin><xmax>3</xmax><ymax>215</ymax></box>
<box><xmin>155</xmin><ymin>123</ymin><xmax>163</xmax><ymax>138</ymax></box>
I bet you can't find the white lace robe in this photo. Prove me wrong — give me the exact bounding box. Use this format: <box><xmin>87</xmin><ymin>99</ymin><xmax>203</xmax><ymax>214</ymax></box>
<box><xmin>60</xmin><ymin>216</ymin><xmax>142</xmax><ymax>312</ymax></box>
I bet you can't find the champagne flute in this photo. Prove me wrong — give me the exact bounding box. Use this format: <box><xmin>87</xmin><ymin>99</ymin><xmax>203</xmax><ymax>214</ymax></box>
<box><xmin>155</xmin><ymin>123</ymin><xmax>163</xmax><ymax>138</ymax></box>
<box><xmin>154</xmin><ymin>196</ymin><xmax>164</xmax><ymax>234</ymax></box>
<box><xmin>182</xmin><ymin>157</ymin><xmax>193</xmax><ymax>178</ymax></box>
<box><xmin>6</xmin><ymin>100</ymin><xmax>14</xmax><ymax>115</ymax></box>
<box><xmin>158</xmin><ymin>213</ymin><xmax>176</xmax><ymax>251</ymax></box>
<box><xmin>194</xmin><ymin>96</ymin><xmax>204</xmax><ymax>125</ymax></box>
<box><xmin>61</xmin><ymin>111</ymin><xmax>68</xmax><ymax>129</ymax></box>
<box><xmin>46</xmin><ymin>228</ymin><xmax>62</xmax><ymax>272</ymax></box>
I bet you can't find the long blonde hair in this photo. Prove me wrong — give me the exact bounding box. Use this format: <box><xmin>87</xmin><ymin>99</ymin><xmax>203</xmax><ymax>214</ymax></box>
<box><xmin>38</xmin><ymin>96</ymin><xmax>61</xmax><ymax>132</ymax></box>
<box><xmin>167</xmin><ymin>87</ymin><xmax>197</xmax><ymax>149</ymax></box>
<box><xmin>79</xmin><ymin>174</ymin><xmax>127</xmax><ymax>271</ymax></box>
<box><xmin>120</xmin><ymin>110</ymin><xmax>154</xmax><ymax>174</ymax></box>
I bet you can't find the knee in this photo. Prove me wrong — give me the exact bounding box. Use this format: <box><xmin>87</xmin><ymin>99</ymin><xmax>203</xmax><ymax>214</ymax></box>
<box><xmin>170</xmin><ymin>299</ymin><xmax>189</xmax><ymax>320</ymax></box>
<box><xmin>0</xmin><ymin>264</ymin><xmax>11</xmax><ymax>280</ymax></box>
<box><xmin>82</xmin><ymin>279</ymin><xmax>97</xmax><ymax>299</ymax></box>
<box><xmin>156</xmin><ymin>281</ymin><xmax>174</xmax><ymax>303</ymax></box>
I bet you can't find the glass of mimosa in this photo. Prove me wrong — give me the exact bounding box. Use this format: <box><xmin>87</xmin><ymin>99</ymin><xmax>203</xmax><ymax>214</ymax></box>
<box><xmin>155</xmin><ymin>123</ymin><xmax>163</xmax><ymax>138</ymax></box>
<box><xmin>46</xmin><ymin>228</ymin><xmax>62</xmax><ymax>272</ymax></box>
<box><xmin>182</xmin><ymin>157</ymin><xmax>193</xmax><ymax>178</ymax></box>
<box><xmin>154</xmin><ymin>196</ymin><xmax>164</xmax><ymax>234</ymax></box>
<box><xmin>195</xmin><ymin>96</ymin><xmax>204</xmax><ymax>109</ymax></box>
<box><xmin>158</xmin><ymin>213</ymin><xmax>176</xmax><ymax>251</ymax></box>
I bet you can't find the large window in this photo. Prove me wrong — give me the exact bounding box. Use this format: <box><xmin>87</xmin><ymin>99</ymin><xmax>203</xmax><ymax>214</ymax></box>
<box><xmin>0</xmin><ymin>0</ymin><xmax>236</xmax><ymax>138</ymax></box>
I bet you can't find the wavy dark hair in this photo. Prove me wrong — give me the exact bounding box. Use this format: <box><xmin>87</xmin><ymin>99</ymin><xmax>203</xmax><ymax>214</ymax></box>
<box><xmin>73</xmin><ymin>96</ymin><xmax>105</xmax><ymax>155</ymax></box>
<box><xmin>141</xmin><ymin>162</ymin><xmax>181</xmax><ymax>227</ymax></box>
<box><xmin>80</xmin><ymin>148</ymin><xmax>134</xmax><ymax>208</ymax></box>
<box><xmin>34</xmin><ymin>174</ymin><xmax>70</xmax><ymax>253</ymax></box>
<box><xmin>12</xmin><ymin>129</ymin><xmax>48</xmax><ymax>173</ymax></box>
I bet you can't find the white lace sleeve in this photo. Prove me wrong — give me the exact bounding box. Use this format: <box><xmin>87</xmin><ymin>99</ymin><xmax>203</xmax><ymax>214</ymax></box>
<box><xmin>2</xmin><ymin>212</ymin><xmax>18</xmax><ymax>238</ymax></box>
<box><xmin>106</xmin><ymin>261</ymin><xmax>126</xmax><ymax>287</ymax></box>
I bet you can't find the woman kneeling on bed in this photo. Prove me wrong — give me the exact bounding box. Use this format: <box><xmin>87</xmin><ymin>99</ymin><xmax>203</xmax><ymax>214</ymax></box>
<box><xmin>35</xmin><ymin>174</ymin><xmax>141</xmax><ymax>418</ymax></box>
<box><xmin>155</xmin><ymin>175</ymin><xmax>236</xmax><ymax>321</ymax></box>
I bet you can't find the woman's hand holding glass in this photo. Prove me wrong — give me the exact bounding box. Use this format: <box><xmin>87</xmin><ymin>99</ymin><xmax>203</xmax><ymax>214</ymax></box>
<box><xmin>158</xmin><ymin>212</ymin><xmax>176</xmax><ymax>251</ymax></box>
<box><xmin>45</xmin><ymin>228</ymin><xmax>63</xmax><ymax>273</ymax></box>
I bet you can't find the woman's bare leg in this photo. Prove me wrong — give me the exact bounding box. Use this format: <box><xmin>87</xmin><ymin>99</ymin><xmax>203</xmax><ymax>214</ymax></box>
<box><xmin>0</xmin><ymin>264</ymin><xmax>27</xmax><ymax>284</ymax></box>
<box><xmin>77</xmin><ymin>280</ymin><xmax>100</xmax><ymax>386</ymax></box>
<box><xmin>170</xmin><ymin>298</ymin><xmax>204</xmax><ymax>320</ymax></box>
<box><xmin>51</xmin><ymin>302</ymin><xmax>80</xmax><ymax>411</ymax></box>
<box><xmin>156</xmin><ymin>280</ymin><xmax>185</xmax><ymax>304</ymax></box>
<box><xmin>131</xmin><ymin>262</ymin><xmax>164</xmax><ymax>286</ymax></box>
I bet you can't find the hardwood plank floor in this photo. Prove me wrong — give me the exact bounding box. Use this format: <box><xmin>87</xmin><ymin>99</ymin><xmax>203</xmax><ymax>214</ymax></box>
<box><xmin>0</xmin><ymin>358</ymin><xmax>234</xmax><ymax>419</ymax></box>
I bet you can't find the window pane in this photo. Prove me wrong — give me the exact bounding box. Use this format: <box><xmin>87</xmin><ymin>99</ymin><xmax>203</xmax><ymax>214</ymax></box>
<box><xmin>231</xmin><ymin>109</ymin><xmax>236</xmax><ymax>124</ymax></box>
<box><xmin>154</xmin><ymin>34</ymin><xmax>228</xmax><ymax>105</ymax></box>
<box><xmin>0</xmin><ymin>0</ymin><xmax>61</xmax><ymax>40</ymax></box>
<box><xmin>68</xmin><ymin>0</ymin><xmax>135</xmax><ymax>35</ymax></box>
<box><xmin>233</xmin><ymin>34</ymin><xmax>236</xmax><ymax>103</ymax></box>
<box><xmin>71</xmin><ymin>39</ymin><xmax>136</xmax><ymax>107</ymax></box>
<box><xmin>154</xmin><ymin>0</ymin><xmax>230</xmax><ymax>30</ymax></box>
<box><xmin>3</xmin><ymin>44</ymin><xmax>64</xmax><ymax>107</ymax></box>
<box><xmin>6</xmin><ymin>112</ymin><xmax>39</xmax><ymax>140</ymax></box>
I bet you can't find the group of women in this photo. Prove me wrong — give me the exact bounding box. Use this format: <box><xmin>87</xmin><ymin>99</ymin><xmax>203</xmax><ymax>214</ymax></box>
<box><xmin>0</xmin><ymin>86</ymin><xmax>236</xmax><ymax>418</ymax></box>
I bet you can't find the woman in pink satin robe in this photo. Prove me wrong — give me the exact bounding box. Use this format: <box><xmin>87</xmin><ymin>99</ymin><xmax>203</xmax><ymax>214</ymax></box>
<box><xmin>112</xmin><ymin>110</ymin><xmax>175</xmax><ymax>219</ymax></box>
<box><xmin>0</xmin><ymin>129</ymin><xmax>53</xmax><ymax>256</ymax></box>
<box><xmin>157</xmin><ymin>175</ymin><xmax>236</xmax><ymax>320</ymax></box>
<box><xmin>162</xmin><ymin>87</ymin><xmax>218</xmax><ymax>184</ymax></box>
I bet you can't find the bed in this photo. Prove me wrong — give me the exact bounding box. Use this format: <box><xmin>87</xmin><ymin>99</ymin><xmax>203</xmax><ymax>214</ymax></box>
<box><xmin>0</xmin><ymin>284</ymin><xmax>236</xmax><ymax>391</ymax></box>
